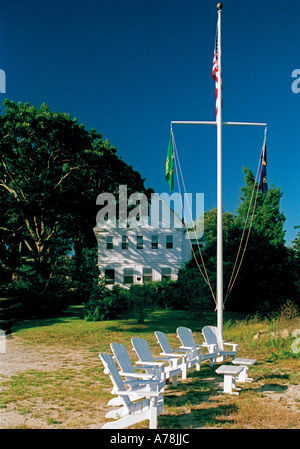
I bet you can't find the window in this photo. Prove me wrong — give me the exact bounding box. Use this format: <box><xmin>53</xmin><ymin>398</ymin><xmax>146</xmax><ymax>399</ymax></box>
<box><xmin>106</xmin><ymin>236</ymin><xmax>113</xmax><ymax>249</ymax></box>
<box><xmin>121</xmin><ymin>236</ymin><xmax>128</xmax><ymax>249</ymax></box>
<box><xmin>143</xmin><ymin>268</ymin><xmax>152</xmax><ymax>283</ymax></box>
<box><xmin>151</xmin><ymin>235</ymin><xmax>158</xmax><ymax>249</ymax></box>
<box><xmin>161</xmin><ymin>268</ymin><xmax>171</xmax><ymax>281</ymax></box>
<box><xmin>136</xmin><ymin>235</ymin><xmax>143</xmax><ymax>249</ymax></box>
<box><xmin>105</xmin><ymin>269</ymin><xmax>115</xmax><ymax>285</ymax></box>
<box><xmin>123</xmin><ymin>268</ymin><xmax>134</xmax><ymax>285</ymax></box>
<box><xmin>166</xmin><ymin>235</ymin><xmax>173</xmax><ymax>249</ymax></box>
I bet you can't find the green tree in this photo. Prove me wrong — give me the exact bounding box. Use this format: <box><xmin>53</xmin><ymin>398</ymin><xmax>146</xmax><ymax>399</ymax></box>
<box><xmin>201</xmin><ymin>208</ymin><xmax>235</xmax><ymax>247</ymax></box>
<box><xmin>183</xmin><ymin>167</ymin><xmax>299</xmax><ymax>314</ymax></box>
<box><xmin>0</xmin><ymin>99</ymin><xmax>151</xmax><ymax>315</ymax></box>
<box><xmin>292</xmin><ymin>226</ymin><xmax>300</xmax><ymax>255</ymax></box>
<box><xmin>235</xmin><ymin>167</ymin><xmax>286</xmax><ymax>246</ymax></box>
<box><xmin>227</xmin><ymin>167</ymin><xmax>296</xmax><ymax>312</ymax></box>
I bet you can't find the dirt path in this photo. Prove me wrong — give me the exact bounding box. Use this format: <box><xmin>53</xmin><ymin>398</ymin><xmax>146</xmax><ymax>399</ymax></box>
<box><xmin>0</xmin><ymin>334</ymin><xmax>103</xmax><ymax>429</ymax></box>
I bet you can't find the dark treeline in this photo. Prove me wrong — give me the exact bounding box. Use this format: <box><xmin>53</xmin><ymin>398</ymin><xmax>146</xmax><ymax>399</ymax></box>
<box><xmin>0</xmin><ymin>100</ymin><xmax>299</xmax><ymax>320</ymax></box>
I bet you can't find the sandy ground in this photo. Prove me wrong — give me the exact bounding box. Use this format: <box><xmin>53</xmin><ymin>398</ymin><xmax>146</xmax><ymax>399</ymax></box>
<box><xmin>0</xmin><ymin>334</ymin><xmax>103</xmax><ymax>429</ymax></box>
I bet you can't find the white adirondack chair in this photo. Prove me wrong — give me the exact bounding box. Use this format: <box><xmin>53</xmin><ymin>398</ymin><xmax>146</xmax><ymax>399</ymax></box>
<box><xmin>132</xmin><ymin>337</ymin><xmax>181</xmax><ymax>387</ymax></box>
<box><xmin>109</xmin><ymin>342</ymin><xmax>165</xmax><ymax>406</ymax></box>
<box><xmin>100</xmin><ymin>353</ymin><xmax>164</xmax><ymax>429</ymax></box>
<box><xmin>155</xmin><ymin>331</ymin><xmax>198</xmax><ymax>380</ymax></box>
<box><xmin>176</xmin><ymin>326</ymin><xmax>217</xmax><ymax>367</ymax></box>
<box><xmin>202</xmin><ymin>325</ymin><xmax>239</xmax><ymax>362</ymax></box>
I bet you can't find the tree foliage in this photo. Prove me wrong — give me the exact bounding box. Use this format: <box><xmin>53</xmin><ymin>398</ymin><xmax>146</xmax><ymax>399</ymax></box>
<box><xmin>182</xmin><ymin>167</ymin><xmax>299</xmax><ymax>315</ymax></box>
<box><xmin>0</xmin><ymin>100</ymin><xmax>151</xmax><ymax>316</ymax></box>
<box><xmin>235</xmin><ymin>167</ymin><xmax>286</xmax><ymax>247</ymax></box>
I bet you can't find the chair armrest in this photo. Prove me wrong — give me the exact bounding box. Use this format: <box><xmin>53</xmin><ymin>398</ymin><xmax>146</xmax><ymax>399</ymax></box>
<box><xmin>120</xmin><ymin>372</ymin><xmax>154</xmax><ymax>379</ymax></box>
<box><xmin>123</xmin><ymin>379</ymin><xmax>161</xmax><ymax>386</ymax></box>
<box><xmin>160</xmin><ymin>352</ymin><xmax>187</xmax><ymax>359</ymax></box>
<box><xmin>134</xmin><ymin>365</ymin><xmax>160</xmax><ymax>372</ymax></box>
<box><xmin>223</xmin><ymin>342</ymin><xmax>239</xmax><ymax>350</ymax></box>
<box><xmin>135</xmin><ymin>360</ymin><xmax>165</xmax><ymax>367</ymax></box>
<box><xmin>179</xmin><ymin>345</ymin><xmax>196</xmax><ymax>350</ymax></box>
<box><xmin>201</xmin><ymin>343</ymin><xmax>217</xmax><ymax>351</ymax></box>
<box><xmin>172</xmin><ymin>348</ymin><xmax>189</xmax><ymax>353</ymax></box>
<box><xmin>116</xmin><ymin>389</ymin><xmax>161</xmax><ymax>398</ymax></box>
<box><xmin>154</xmin><ymin>357</ymin><xmax>172</xmax><ymax>361</ymax></box>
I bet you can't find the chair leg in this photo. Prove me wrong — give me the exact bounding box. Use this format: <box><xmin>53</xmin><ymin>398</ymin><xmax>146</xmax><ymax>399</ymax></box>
<box><xmin>182</xmin><ymin>363</ymin><xmax>187</xmax><ymax>380</ymax></box>
<box><xmin>171</xmin><ymin>375</ymin><xmax>178</xmax><ymax>387</ymax></box>
<box><xmin>209</xmin><ymin>356</ymin><xmax>216</xmax><ymax>366</ymax></box>
<box><xmin>149</xmin><ymin>397</ymin><xmax>158</xmax><ymax>429</ymax></box>
<box><xmin>196</xmin><ymin>349</ymin><xmax>201</xmax><ymax>371</ymax></box>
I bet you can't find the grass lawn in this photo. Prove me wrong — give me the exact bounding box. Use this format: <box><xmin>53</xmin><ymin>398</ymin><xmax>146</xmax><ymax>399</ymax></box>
<box><xmin>0</xmin><ymin>308</ymin><xmax>299</xmax><ymax>429</ymax></box>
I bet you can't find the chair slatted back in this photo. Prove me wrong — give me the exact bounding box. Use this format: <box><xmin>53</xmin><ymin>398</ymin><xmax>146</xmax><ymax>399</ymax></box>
<box><xmin>111</xmin><ymin>343</ymin><xmax>135</xmax><ymax>376</ymax></box>
<box><xmin>99</xmin><ymin>353</ymin><xmax>131</xmax><ymax>409</ymax></box>
<box><xmin>155</xmin><ymin>331</ymin><xmax>173</xmax><ymax>354</ymax></box>
<box><xmin>132</xmin><ymin>337</ymin><xmax>155</xmax><ymax>363</ymax></box>
<box><xmin>177</xmin><ymin>327</ymin><xmax>196</xmax><ymax>348</ymax></box>
<box><xmin>202</xmin><ymin>326</ymin><xmax>223</xmax><ymax>351</ymax></box>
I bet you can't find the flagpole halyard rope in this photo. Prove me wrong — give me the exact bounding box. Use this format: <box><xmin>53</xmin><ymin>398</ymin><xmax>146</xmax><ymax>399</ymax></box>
<box><xmin>170</xmin><ymin>125</ymin><xmax>268</xmax><ymax>307</ymax></box>
<box><xmin>172</xmin><ymin>129</ymin><xmax>217</xmax><ymax>304</ymax></box>
<box><xmin>224</xmin><ymin>126</ymin><xmax>268</xmax><ymax>302</ymax></box>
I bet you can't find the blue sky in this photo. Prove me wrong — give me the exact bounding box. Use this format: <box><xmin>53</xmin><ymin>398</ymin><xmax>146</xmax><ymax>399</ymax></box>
<box><xmin>1</xmin><ymin>0</ymin><xmax>299</xmax><ymax>245</ymax></box>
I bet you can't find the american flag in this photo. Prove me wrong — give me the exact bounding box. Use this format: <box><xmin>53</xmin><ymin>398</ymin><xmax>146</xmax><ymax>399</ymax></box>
<box><xmin>212</xmin><ymin>25</ymin><xmax>222</xmax><ymax>118</ymax></box>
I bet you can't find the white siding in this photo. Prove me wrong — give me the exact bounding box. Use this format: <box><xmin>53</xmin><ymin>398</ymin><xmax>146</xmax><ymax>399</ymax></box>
<box><xmin>94</xmin><ymin>194</ymin><xmax>195</xmax><ymax>288</ymax></box>
<box><xmin>94</xmin><ymin>226</ymin><xmax>193</xmax><ymax>287</ymax></box>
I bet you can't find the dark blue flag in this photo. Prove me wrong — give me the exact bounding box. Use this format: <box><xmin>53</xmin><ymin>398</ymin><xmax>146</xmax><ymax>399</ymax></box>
<box><xmin>259</xmin><ymin>133</ymin><xmax>268</xmax><ymax>193</ymax></box>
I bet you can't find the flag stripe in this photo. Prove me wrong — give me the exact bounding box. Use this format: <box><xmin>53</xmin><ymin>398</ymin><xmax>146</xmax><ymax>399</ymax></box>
<box><xmin>212</xmin><ymin>20</ymin><xmax>222</xmax><ymax>118</ymax></box>
<box><xmin>212</xmin><ymin>25</ymin><xmax>219</xmax><ymax>118</ymax></box>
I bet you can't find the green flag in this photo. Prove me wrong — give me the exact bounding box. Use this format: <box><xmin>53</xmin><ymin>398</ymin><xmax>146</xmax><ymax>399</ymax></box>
<box><xmin>165</xmin><ymin>133</ymin><xmax>174</xmax><ymax>191</ymax></box>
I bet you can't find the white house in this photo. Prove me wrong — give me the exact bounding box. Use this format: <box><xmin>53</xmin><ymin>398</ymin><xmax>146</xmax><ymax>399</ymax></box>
<box><xmin>93</xmin><ymin>195</ymin><xmax>203</xmax><ymax>288</ymax></box>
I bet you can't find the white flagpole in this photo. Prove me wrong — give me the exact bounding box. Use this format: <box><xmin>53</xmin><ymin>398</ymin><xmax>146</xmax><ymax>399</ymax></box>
<box><xmin>216</xmin><ymin>3</ymin><xmax>223</xmax><ymax>337</ymax></box>
<box><xmin>170</xmin><ymin>3</ymin><xmax>267</xmax><ymax>342</ymax></box>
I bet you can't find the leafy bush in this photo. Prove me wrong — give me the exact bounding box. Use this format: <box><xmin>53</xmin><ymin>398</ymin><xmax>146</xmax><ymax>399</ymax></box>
<box><xmin>127</xmin><ymin>283</ymin><xmax>158</xmax><ymax>323</ymax></box>
<box><xmin>7</xmin><ymin>260</ymin><xmax>72</xmax><ymax>318</ymax></box>
<box><xmin>83</xmin><ymin>283</ymin><xmax>129</xmax><ymax>321</ymax></box>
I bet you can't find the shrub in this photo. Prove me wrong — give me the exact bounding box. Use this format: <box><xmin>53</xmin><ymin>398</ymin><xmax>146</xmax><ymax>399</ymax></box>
<box><xmin>83</xmin><ymin>283</ymin><xmax>129</xmax><ymax>321</ymax></box>
<box><xmin>127</xmin><ymin>283</ymin><xmax>158</xmax><ymax>323</ymax></box>
<box><xmin>7</xmin><ymin>260</ymin><xmax>72</xmax><ymax>318</ymax></box>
